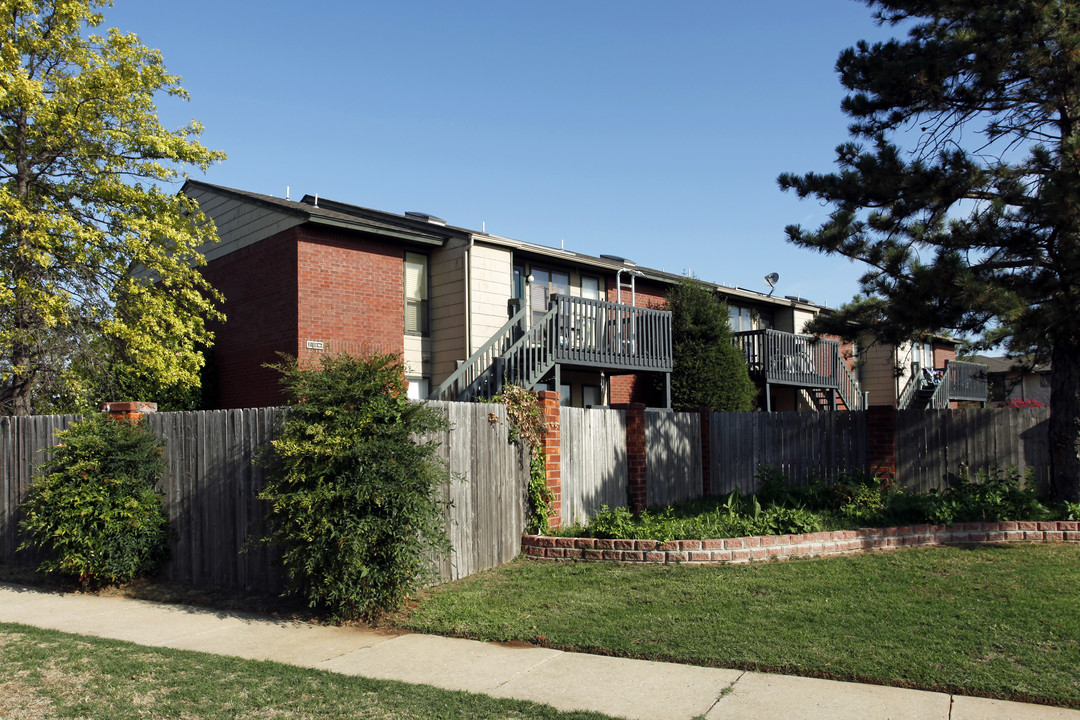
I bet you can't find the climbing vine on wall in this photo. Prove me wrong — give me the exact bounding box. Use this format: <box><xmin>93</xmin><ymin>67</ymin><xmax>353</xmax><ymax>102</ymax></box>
<box><xmin>495</xmin><ymin>384</ymin><xmax>553</xmax><ymax>534</ymax></box>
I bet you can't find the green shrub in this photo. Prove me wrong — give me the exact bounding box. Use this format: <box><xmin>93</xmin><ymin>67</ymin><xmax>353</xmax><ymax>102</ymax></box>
<box><xmin>259</xmin><ymin>353</ymin><xmax>452</xmax><ymax>622</ymax></box>
<box><xmin>922</xmin><ymin>466</ymin><xmax>1049</xmax><ymax>525</ymax></box>
<box><xmin>18</xmin><ymin>414</ymin><xmax>169</xmax><ymax>587</ymax></box>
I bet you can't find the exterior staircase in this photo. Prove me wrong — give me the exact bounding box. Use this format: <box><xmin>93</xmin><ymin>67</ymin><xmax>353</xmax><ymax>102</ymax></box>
<box><xmin>429</xmin><ymin>294</ymin><xmax>673</xmax><ymax>403</ymax></box>
<box><xmin>897</xmin><ymin>360</ymin><xmax>989</xmax><ymax>410</ymax></box>
<box><xmin>734</xmin><ymin>329</ymin><xmax>867</xmax><ymax>412</ymax></box>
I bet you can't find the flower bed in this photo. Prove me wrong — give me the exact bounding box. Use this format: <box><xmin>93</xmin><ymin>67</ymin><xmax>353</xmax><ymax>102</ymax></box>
<box><xmin>522</xmin><ymin>521</ymin><xmax>1080</xmax><ymax>565</ymax></box>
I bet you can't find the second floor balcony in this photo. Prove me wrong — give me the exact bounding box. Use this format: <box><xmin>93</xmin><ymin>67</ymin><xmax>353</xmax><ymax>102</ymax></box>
<box><xmin>431</xmin><ymin>294</ymin><xmax>672</xmax><ymax>402</ymax></box>
<box><xmin>733</xmin><ymin>328</ymin><xmax>864</xmax><ymax>411</ymax></box>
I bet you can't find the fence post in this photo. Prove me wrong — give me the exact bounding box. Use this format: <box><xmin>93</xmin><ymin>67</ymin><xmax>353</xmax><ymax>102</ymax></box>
<box><xmin>613</xmin><ymin>402</ymin><xmax>648</xmax><ymax>513</ymax></box>
<box><xmin>102</xmin><ymin>401</ymin><xmax>157</xmax><ymax>423</ymax></box>
<box><xmin>537</xmin><ymin>390</ymin><xmax>562</xmax><ymax>530</ymax></box>
<box><xmin>867</xmin><ymin>405</ymin><xmax>897</xmax><ymax>480</ymax></box>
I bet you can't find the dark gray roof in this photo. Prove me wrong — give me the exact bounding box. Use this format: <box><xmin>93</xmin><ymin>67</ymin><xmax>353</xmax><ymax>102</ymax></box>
<box><xmin>975</xmin><ymin>355</ymin><xmax>1051</xmax><ymax>374</ymax></box>
<box><xmin>183</xmin><ymin>180</ymin><xmax>465</xmax><ymax>247</ymax></box>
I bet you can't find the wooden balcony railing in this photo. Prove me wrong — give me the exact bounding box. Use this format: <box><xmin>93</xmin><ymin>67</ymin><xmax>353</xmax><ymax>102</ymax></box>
<box><xmin>430</xmin><ymin>294</ymin><xmax>672</xmax><ymax>402</ymax></box>
<box><xmin>733</xmin><ymin>329</ymin><xmax>865</xmax><ymax>411</ymax></box>
<box><xmin>549</xmin><ymin>294</ymin><xmax>672</xmax><ymax>372</ymax></box>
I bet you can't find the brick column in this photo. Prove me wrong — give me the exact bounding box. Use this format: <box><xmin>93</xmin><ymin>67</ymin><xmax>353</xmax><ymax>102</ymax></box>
<box><xmin>102</xmin><ymin>401</ymin><xmax>157</xmax><ymax>423</ymax></box>
<box><xmin>614</xmin><ymin>402</ymin><xmax>648</xmax><ymax>513</ymax></box>
<box><xmin>867</xmin><ymin>405</ymin><xmax>897</xmax><ymax>480</ymax></box>
<box><xmin>537</xmin><ymin>391</ymin><xmax>562</xmax><ymax>530</ymax></box>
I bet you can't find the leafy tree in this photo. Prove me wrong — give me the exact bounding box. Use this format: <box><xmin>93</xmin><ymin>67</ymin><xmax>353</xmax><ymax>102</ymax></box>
<box><xmin>18</xmin><ymin>413</ymin><xmax>169</xmax><ymax>587</ymax></box>
<box><xmin>259</xmin><ymin>353</ymin><xmax>452</xmax><ymax>622</ymax></box>
<box><xmin>666</xmin><ymin>278</ymin><xmax>755</xmax><ymax>412</ymax></box>
<box><xmin>778</xmin><ymin>1</ymin><xmax>1080</xmax><ymax>501</ymax></box>
<box><xmin>0</xmin><ymin>0</ymin><xmax>225</xmax><ymax>415</ymax></box>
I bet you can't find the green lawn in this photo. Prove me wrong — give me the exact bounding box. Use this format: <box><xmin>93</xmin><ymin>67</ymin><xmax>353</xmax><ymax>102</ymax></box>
<box><xmin>0</xmin><ymin>623</ymin><xmax>617</xmax><ymax>720</ymax></box>
<box><xmin>398</xmin><ymin>543</ymin><xmax>1080</xmax><ymax>708</ymax></box>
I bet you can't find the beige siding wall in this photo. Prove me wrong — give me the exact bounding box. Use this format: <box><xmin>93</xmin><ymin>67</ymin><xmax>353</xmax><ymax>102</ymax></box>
<box><xmin>772</xmin><ymin>306</ymin><xmax>815</xmax><ymax>334</ymax></box>
<box><xmin>861</xmin><ymin>338</ymin><xmax>907</xmax><ymax>406</ymax></box>
<box><xmin>469</xmin><ymin>243</ymin><xmax>513</xmax><ymax>354</ymax></box>
<box><xmin>429</xmin><ymin>238</ymin><xmax>467</xmax><ymax>383</ymax></box>
<box><xmin>403</xmin><ymin>334</ymin><xmax>431</xmax><ymax>384</ymax></box>
<box><xmin>187</xmin><ymin>188</ymin><xmax>302</xmax><ymax>262</ymax></box>
<box><xmin>792</xmin><ymin>308</ymin><xmax>816</xmax><ymax>334</ymax></box>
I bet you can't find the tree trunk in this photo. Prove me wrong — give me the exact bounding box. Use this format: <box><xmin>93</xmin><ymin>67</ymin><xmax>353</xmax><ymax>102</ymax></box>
<box><xmin>1048</xmin><ymin>340</ymin><xmax>1080</xmax><ymax>502</ymax></box>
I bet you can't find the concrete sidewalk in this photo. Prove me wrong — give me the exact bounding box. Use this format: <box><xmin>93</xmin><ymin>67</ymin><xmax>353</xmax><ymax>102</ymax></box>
<box><xmin>1</xmin><ymin>582</ymin><xmax>1076</xmax><ymax>720</ymax></box>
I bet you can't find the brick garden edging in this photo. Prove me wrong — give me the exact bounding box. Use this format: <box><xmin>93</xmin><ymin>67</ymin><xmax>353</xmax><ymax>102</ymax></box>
<box><xmin>522</xmin><ymin>521</ymin><xmax>1080</xmax><ymax>565</ymax></box>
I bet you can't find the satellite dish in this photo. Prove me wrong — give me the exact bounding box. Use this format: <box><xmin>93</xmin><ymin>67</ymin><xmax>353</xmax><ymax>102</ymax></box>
<box><xmin>764</xmin><ymin>272</ymin><xmax>779</xmax><ymax>296</ymax></box>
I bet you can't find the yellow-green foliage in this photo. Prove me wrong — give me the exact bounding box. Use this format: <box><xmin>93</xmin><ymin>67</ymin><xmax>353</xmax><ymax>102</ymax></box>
<box><xmin>18</xmin><ymin>414</ymin><xmax>169</xmax><ymax>587</ymax></box>
<box><xmin>0</xmin><ymin>0</ymin><xmax>225</xmax><ymax>413</ymax></box>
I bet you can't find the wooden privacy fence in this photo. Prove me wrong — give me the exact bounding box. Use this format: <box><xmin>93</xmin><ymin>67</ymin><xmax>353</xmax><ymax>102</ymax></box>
<box><xmin>646</xmin><ymin>410</ymin><xmax>701</xmax><ymax>507</ymax></box>
<box><xmin>560</xmin><ymin>407</ymin><xmax>628</xmax><ymax>525</ymax></box>
<box><xmin>0</xmin><ymin>414</ymin><xmax>79</xmax><ymax>569</ymax></box>
<box><xmin>0</xmin><ymin>402</ymin><xmax>528</xmax><ymax>592</ymax></box>
<box><xmin>429</xmin><ymin>401</ymin><xmax>529</xmax><ymax>581</ymax></box>
<box><xmin>709</xmin><ymin>411</ymin><xmax>869</xmax><ymax>494</ymax></box>
<box><xmin>0</xmin><ymin>402</ymin><xmax>1056</xmax><ymax>590</ymax></box>
<box><xmin>896</xmin><ymin>408</ymin><xmax>1051</xmax><ymax>492</ymax></box>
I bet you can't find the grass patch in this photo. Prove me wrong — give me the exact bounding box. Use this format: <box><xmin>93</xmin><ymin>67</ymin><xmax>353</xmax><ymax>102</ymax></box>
<box><xmin>0</xmin><ymin>622</ymin><xmax>618</xmax><ymax>720</ymax></box>
<box><xmin>398</xmin><ymin>544</ymin><xmax>1080</xmax><ymax>708</ymax></box>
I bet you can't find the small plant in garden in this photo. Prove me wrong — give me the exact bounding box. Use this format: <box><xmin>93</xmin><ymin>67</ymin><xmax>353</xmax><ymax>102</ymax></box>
<box><xmin>923</xmin><ymin>466</ymin><xmax>1049</xmax><ymax>525</ymax></box>
<box><xmin>493</xmin><ymin>384</ymin><xmax>553</xmax><ymax>534</ymax></box>
<box><xmin>18</xmin><ymin>414</ymin><xmax>169</xmax><ymax>587</ymax></box>
<box><xmin>258</xmin><ymin>353</ymin><xmax>452</xmax><ymax>622</ymax></box>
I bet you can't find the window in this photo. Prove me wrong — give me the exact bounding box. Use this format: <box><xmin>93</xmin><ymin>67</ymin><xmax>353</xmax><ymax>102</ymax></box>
<box><xmin>512</xmin><ymin>264</ymin><xmax>525</xmax><ymax>300</ymax></box>
<box><xmin>917</xmin><ymin>341</ymin><xmax>934</xmax><ymax>370</ymax></box>
<box><xmin>728</xmin><ymin>303</ymin><xmax>773</xmax><ymax>332</ymax></box>
<box><xmin>530</xmin><ymin>268</ymin><xmax>569</xmax><ymax>322</ymax></box>
<box><xmin>404</xmin><ymin>252</ymin><xmax>428</xmax><ymax>334</ymax></box>
<box><xmin>582</xmin><ymin>384</ymin><xmax>602</xmax><ymax>408</ymax></box>
<box><xmin>406</xmin><ymin>377</ymin><xmax>429</xmax><ymax>401</ymax></box>
<box><xmin>581</xmin><ymin>276</ymin><xmax>600</xmax><ymax>300</ymax></box>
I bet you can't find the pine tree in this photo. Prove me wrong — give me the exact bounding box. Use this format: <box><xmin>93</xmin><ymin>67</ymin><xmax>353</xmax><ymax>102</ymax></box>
<box><xmin>779</xmin><ymin>1</ymin><xmax>1080</xmax><ymax>501</ymax></box>
<box><xmin>666</xmin><ymin>278</ymin><xmax>755</xmax><ymax>412</ymax></box>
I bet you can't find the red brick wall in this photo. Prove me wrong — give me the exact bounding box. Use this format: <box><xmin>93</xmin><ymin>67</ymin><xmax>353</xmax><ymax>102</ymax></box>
<box><xmin>201</xmin><ymin>225</ymin><xmax>408</xmax><ymax>409</ymax></box>
<box><xmin>201</xmin><ymin>229</ymin><xmax>299</xmax><ymax>409</ymax></box>
<box><xmin>867</xmin><ymin>405</ymin><xmax>897</xmax><ymax>479</ymax></box>
<box><xmin>934</xmin><ymin>342</ymin><xmax>957</xmax><ymax>368</ymax></box>
<box><xmin>295</xmin><ymin>227</ymin><xmax>405</xmax><ymax>366</ymax></box>
<box><xmin>606</xmin><ymin>277</ymin><xmax>668</xmax><ymax>406</ymax></box>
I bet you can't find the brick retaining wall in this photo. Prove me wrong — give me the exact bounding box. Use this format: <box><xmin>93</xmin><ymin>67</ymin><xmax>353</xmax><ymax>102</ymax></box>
<box><xmin>522</xmin><ymin>521</ymin><xmax>1080</xmax><ymax>565</ymax></box>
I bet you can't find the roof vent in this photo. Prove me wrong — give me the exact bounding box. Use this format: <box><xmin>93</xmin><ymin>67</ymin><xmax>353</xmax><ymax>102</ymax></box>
<box><xmin>600</xmin><ymin>254</ymin><xmax>636</xmax><ymax>266</ymax></box>
<box><xmin>405</xmin><ymin>211</ymin><xmax>446</xmax><ymax>226</ymax></box>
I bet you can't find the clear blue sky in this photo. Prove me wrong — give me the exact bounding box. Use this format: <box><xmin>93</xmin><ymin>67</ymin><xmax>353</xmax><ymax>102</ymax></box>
<box><xmin>105</xmin><ymin>0</ymin><xmax>897</xmax><ymax>308</ymax></box>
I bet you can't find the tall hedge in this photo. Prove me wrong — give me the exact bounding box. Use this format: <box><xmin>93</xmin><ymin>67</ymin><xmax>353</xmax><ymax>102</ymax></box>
<box><xmin>259</xmin><ymin>353</ymin><xmax>452</xmax><ymax>622</ymax></box>
<box><xmin>666</xmin><ymin>278</ymin><xmax>756</xmax><ymax>411</ymax></box>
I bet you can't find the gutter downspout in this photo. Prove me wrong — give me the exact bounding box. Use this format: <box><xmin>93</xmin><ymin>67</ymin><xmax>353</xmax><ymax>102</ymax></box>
<box><xmin>464</xmin><ymin>234</ymin><xmax>475</xmax><ymax>356</ymax></box>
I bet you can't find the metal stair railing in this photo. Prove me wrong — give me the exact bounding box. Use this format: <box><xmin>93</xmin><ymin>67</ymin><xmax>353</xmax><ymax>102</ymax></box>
<box><xmin>837</xmin><ymin>359</ymin><xmax>866</xmax><ymax>411</ymax></box>
<box><xmin>499</xmin><ymin>305</ymin><xmax>559</xmax><ymax>391</ymax></box>
<box><xmin>428</xmin><ymin>304</ymin><xmax>529</xmax><ymax>402</ymax></box>
<box><xmin>928</xmin><ymin>372</ymin><xmax>951</xmax><ymax>409</ymax></box>
<box><xmin>897</xmin><ymin>370</ymin><xmax>927</xmax><ymax>410</ymax></box>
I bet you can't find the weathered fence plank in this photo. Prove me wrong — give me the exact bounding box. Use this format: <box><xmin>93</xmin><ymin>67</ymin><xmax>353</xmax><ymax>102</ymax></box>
<box><xmin>710</xmin><ymin>411</ymin><xmax>868</xmax><ymax>494</ymax></box>
<box><xmin>896</xmin><ymin>408</ymin><xmax>1050</xmax><ymax>492</ymax></box>
<box><xmin>560</xmin><ymin>407</ymin><xmax>628</xmax><ymax>524</ymax></box>
<box><xmin>645</xmin><ymin>410</ymin><xmax>701</xmax><ymax>507</ymax></box>
<box><xmin>426</xmin><ymin>401</ymin><xmax>529</xmax><ymax>583</ymax></box>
